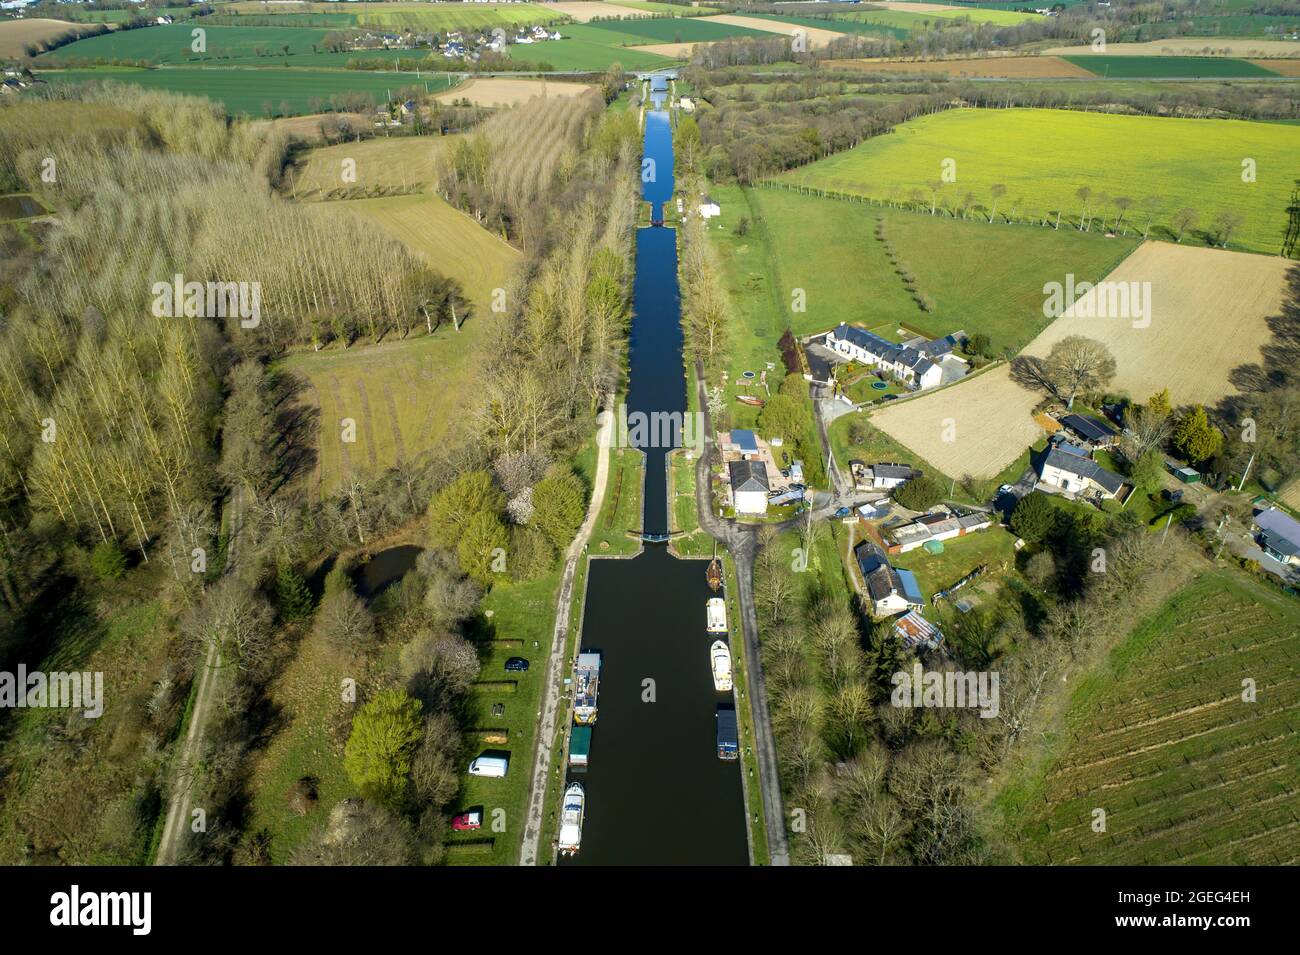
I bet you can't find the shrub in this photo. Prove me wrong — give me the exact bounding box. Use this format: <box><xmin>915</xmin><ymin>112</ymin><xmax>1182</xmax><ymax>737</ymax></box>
<box><xmin>90</xmin><ymin>540</ymin><xmax>127</xmax><ymax>580</ymax></box>
<box><xmin>343</xmin><ymin>689</ymin><xmax>423</xmax><ymax>810</ymax></box>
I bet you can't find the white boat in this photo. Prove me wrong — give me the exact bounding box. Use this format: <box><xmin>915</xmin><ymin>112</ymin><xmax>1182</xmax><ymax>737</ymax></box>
<box><xmin>710</xmin><ymin>640</ymin><xmax>733</xmax><ymax>692</ymax></box>
<box><xmin>706</xmin><ymin>597</ymin><xmax>727</xmax><ymax>634</ymax></box>
<box><xmin>557</xmin><ymin>782</ymin><xmax>585</xmax><ymax>856</ymax></box>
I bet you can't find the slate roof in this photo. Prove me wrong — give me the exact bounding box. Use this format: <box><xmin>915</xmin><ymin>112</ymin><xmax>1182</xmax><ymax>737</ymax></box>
<box><xmin>1255</xmin><ymin>508</ymin><xmax>1300</xmax><ymax>548</ymax></box>
<box><xmin>830</xmin><ymin>324</ymin><xmax>936</xmax><ymax>379</ymax></box>
<box><xmin>729</xmin><ymin>459</ymin><xmax>769</xmax><ymax>493</ymax></box>
<box><xmin>1042</xmin><ymin>447</ymin><xmax>1126</xmax><ymax>495</ymax></box>
<box><xmin>872</xmin><ymin>463</ymin><xmax>916</xmax><ymax>482</ymax></box>
<box><xmin>1061</xmin><ymin>413</ymin><xmax>1118</xmax><ymax>443</ymax></box>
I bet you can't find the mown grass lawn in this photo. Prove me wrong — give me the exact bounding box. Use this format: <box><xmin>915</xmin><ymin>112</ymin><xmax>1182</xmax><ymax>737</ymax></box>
<box><xmin>775</xmin><ymin>107</ymin><xmax>1298</xmax><ymax>254</ymax></box>
<box><xmin>591</xmin><ymin>446</ymin><xmax>645</xmax><ymax>556</ymax></box>
<box><xmin>891</xmin><ymin>525</ymin><xmax>1018</xmax><ymax>600</ymax></box>
<box><xmin>446</xmin><ymin>571</ymin><xmax>563</xmax><ymax>865</ymax></box>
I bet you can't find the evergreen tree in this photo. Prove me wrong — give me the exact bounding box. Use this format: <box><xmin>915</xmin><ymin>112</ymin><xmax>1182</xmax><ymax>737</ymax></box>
<box><xmin>1172</xmin><ymin>404</ymin><xmax>1223</xmax><ymax>464</ymax></box>
<box><xmin>276</xmin><ymin>561</ymin><xmax>314</xmax><ymax>621</ymax></box>
<box><xmin>1010</xmin><ymin>491</ymin><xmax>1055</xmax><ymax>542</ymax></box>
<box><xmin>893</xmin><ymin>474</ymin><xmax>942</xmax><ymax>511</ymax></box>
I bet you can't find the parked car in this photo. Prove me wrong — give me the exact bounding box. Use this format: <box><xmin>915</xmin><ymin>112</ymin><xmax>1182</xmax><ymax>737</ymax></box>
<box><xmin>834</xmin><ymin>506</ymin><xmax>852</xmax><ymax>519</ymax></box>
<box><xmin>998</xmin><ymin>484</ymin><xmax>1015</xmax><ymax>495</ymax></box>
<box><xmin>504</xmin><ymin>657</ymin><xmax>529</xmax><ymax>672</ymax></box>
<box><xmin>882</xmin><ymin>394</ymin><xmax>899</xmax><ymax>402</ymax></box>
<box><xmin>451</xmin><ymin>809</ymin><xmax>483</xmax><ymax>831</ymax></box>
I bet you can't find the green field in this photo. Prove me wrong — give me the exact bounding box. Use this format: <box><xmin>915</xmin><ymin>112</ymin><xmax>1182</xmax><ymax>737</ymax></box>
<box><xmin>710</xmin><ymin>184</ymin><xmax>1138</xmax><ymax>361</ymax></box>
<box><xmin>999</xmin><ymin>569</ymin><xmax>1300</xmax><ymax>865</ymax></box>
<box><xmin>222</xmin><ymin>1</ymin><xmax>560</xmax><ymax>32</ymax></box>
<box><xmin>753</xmin><ymin>4</ymin><xmax>1041</xmax><ymax>37</ymax></box>
<box><xmin>53</xmin><ymin>5</ymin><xmax>196</xmax><ymax>22</ymax></box>
<box><xmin>506</xmin><ymin>32</ymin><xmax>676</xmax><ymax>70</ymax></box>
<box><xmin>577</xmin><ymin>16</ymin><xmax>770</xmax><ymax>44</ymax></box>
<box><xmin>1063</xmin><ymin>54</ymin><xmax>1283</xmax><ymax>78</ymax></box>
<box><xmin>776</xmin><ymin>107</ymin><xmax>1300</xmax><ymax>254</ymax></box>
<box><xmin>39</xmin><ymin>24</ymin><xmax>337</xmax><ymax>65</ymax></box>
<box><xmin>35</xmin><ymin>67</ymin><xmax>452</xmax><ymax>116</ymax></box>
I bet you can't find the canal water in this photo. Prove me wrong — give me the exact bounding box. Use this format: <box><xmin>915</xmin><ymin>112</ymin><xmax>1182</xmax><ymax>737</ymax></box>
<box><xmin>563</xmin><ymin>82</ymin><xmax>749</xmax><ymax>865</ymax></box>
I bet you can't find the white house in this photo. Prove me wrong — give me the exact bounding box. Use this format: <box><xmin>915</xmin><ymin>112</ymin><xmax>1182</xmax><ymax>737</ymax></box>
<box><xmin>1038</xmin><ymin>447</ymin><xmax>1125</xmax><ymax>500</ymax></box>
<box><xmin>679</xmin><ymin>97</ymin><xmax>695</xmax><ymax>112</ymax></box>
<box><xmin>826</xmin><ymin>324</ymin><xmax>944</xmax><ymax>391</ymax></box>
<box><xmin>729</xmin><ymin>459</ymin><xmax>769</xmax><ymax>515</ymax></box>
<box><xmin>850</xmin><ymin>461</ymin><xmax>916</xmax><ymax>491</ymax></box>
<box><xmin>698</xmin><ymin>196</ymin><xmax>721</xmax><ymax>219</ymax></box>
<box><xmin>1253</xmin><ymin>508</ymin><xmax>1300</xmax><ymax>567</ymax></box>
<box><xmin>856</xmin><ymin>543</ymin><xmax>925</xmax><ymax>618</ymax></box>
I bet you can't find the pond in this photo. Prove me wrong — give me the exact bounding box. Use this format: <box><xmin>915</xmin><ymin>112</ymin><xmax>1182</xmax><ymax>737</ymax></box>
<box><xmin>352</xmin><ymin>544</ymin><xmax>423</xmax><ymax>598</ymax></box>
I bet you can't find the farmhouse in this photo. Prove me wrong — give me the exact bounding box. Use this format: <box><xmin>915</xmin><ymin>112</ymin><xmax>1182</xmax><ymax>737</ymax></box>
<box><xmin>729</xmin><ymin>459</ymin><xmax>769</xmax><ymax>515</ymax></box>
<box><xmin>1037</xmin><ymin>446</ymin><xmax>1126</xmax><ymax>500</ymax></box>
<box><xmin>851</xmin><ymin>460</ymin><xmax>917</xmax><ymax>491</ymax></box>
<box><xmin>825</xmin><ymin>324</ymin><xmax>958</xmax><ymax>391</ymax></box>
<box><xmin>698</xmin><ymin>196</ymin><xmax>721</xmax><ymax>219</ymax></box>
<box><xmin>855</xmin><ymin>542</ymin><xmax>924</xmax><ymax>617</ymax></box>
<box><xmin>1252</xmin><ymin>508</ymin><xmax>1300</xmax><ymax>567</ymax></box>
<box><xmin>1059</xmin><ymin>413</ymin><xmax>1120</xmax><ymax>448</ymax></box>
<box><xmin>887</xmin><ymin>509</ymin><xmax>993</xmax><ymax>555</ymax></box>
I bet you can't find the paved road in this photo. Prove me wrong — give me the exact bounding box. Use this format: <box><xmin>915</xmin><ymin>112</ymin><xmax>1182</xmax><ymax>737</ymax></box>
<box><xmin>155</xmin><ymin>486</ymin><xmax>244</xmax><ymax>866</ymax></box>
<box><xmin>519</xmin><ymin>401</ymin><xmax>615</xmax><ymax>866</ymax></box>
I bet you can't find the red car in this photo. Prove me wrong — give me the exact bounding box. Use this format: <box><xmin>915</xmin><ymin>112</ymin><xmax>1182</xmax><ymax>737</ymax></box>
<box><xmin>451</xmin><ymin>809</ymin><xmax>483</xmax><ymax>831</ymax></box>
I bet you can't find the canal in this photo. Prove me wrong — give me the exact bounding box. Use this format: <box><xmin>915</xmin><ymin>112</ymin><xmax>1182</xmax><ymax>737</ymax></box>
<box><xmin>563</xmin><ymin>79</ymin><xmax>750</xmax><ymax>865</ymax></box>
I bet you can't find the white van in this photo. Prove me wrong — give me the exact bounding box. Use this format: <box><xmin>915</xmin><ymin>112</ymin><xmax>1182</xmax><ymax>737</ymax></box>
<box><xmin>468</xmin><ymin>755</ymin><xmax>509</xmax><ymax>778</ymax></box>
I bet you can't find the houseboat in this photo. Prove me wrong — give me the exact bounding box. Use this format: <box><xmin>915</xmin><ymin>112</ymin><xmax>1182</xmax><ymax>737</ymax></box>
<box><xmin>706</xmin><ymin>597</ymin><xmax>727</xmax><ymax>634</ymax></box>
<box><xmin>573</xmin><ymin>652</ymin><xmax>601</xmax><ymax>724</ymax></box>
